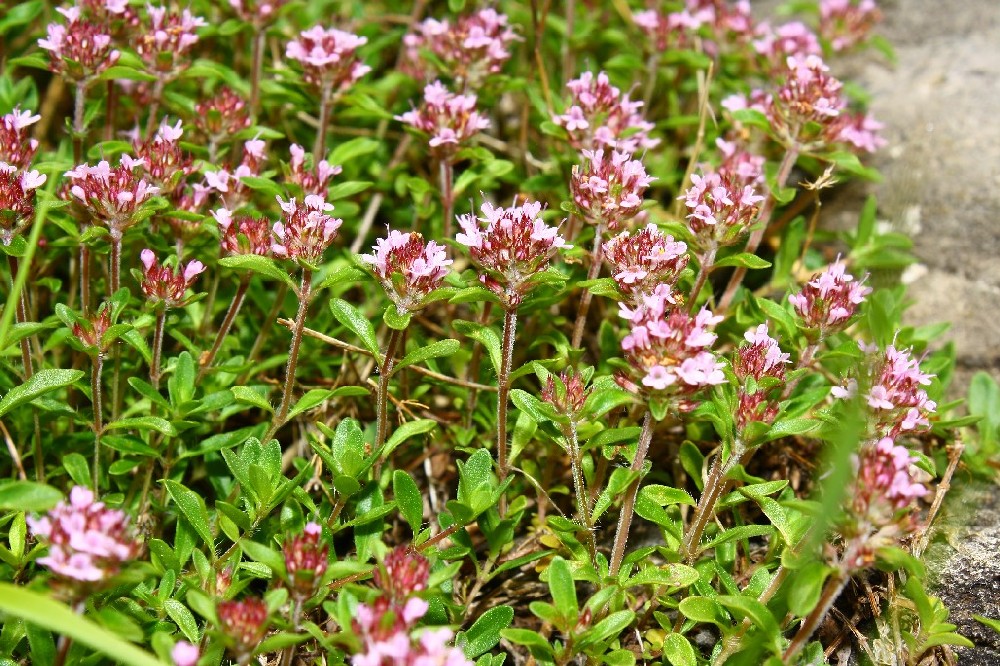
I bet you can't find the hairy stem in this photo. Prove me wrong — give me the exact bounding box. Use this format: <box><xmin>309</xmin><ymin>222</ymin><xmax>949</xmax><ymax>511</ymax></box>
<box><xmin>783</xmin><ymin>572</ymin><xmax>849</xmax><ymax>663</ymax></box>
<box><xmin>608</xmin><ymin>410</ymin><xmax>655</xmax><ymax>578</ymax></box>
<box><xmin>571</xmin><ymin>220</ymin><xmax>606</xmax><ymax>349</ymax></box>
<box><xmin>72</xmin><ymin>81</ymin><xmax>86</xmax><ymax>165</ymax></box>
<box><xmin>567</xmin><ymin>419</ymin><xmax>597</xmax><ymax>566</ymax></box>
<box><xmin>267</xmin><ymin>269</ymin><xmax>313</xmax><ymax>439</ymax></box>
<box><xmin>150</xmin><ymin>309</ymin><xmax>166</xmax><ymax>391</ymax></box>
<box><xmin>313</xmin><ymin>82</ymin><xmax>332</xmax><ymax>159</ymax></box>
<box><xmin>688</xmin><ymin>245</ymin><xmax>717</xmax><ymax>313</ymax></box>
<box><xmin>250</xmin><ymin>30</ymin><xmax>265</xmax><ymax>117</ymax></box>
<box><xmin>109</xmin><ymin>232</ymin><xmax>123</xmax><ymax>420</ymax></box>
<box><xmin>198</xmin><ymin>274</ymin><xmax>250</xmax><ymax>380</ymax></box>
<box><xmin>681</xmin><ymin>440</ymin><xmax>743</xmax><ymax>564</ymax></box>
<box><xmin>90</xmin><ymin>353</ymin><xmax>104</xmax><ymax>490</ymax></box>
<box><xmin>373</xmin><ymin>326</ymin><xmax>404</xmax><ymax>457</ymax></box>
<box><xmin>496</xmin><ymin>308</ymin><xmax>518</xmax><ymax>514</ymax></box>
<box><xmin>7</xmin><ymin>256</ymin><xmax>43</xmax><ymax>481</ymax></box>
<box><xmin>439</xmin><ymin>160</ymin><xmax>455</xmax><ymax>240</ymax></box>
<box><xmin>717</xmin><ymin>145</ymin><xmax>800</xmax><ymax>313</ymax></box>
<box><xmin>417</xmin><ymin>523</ymin><xmax>460</xmax><ymax>552</ymax></box>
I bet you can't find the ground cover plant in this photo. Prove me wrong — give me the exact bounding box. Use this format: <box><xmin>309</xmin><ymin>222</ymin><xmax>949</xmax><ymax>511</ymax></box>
<box><xmin>0</xmin><ymin>0</ymin><xmax>997</xmax><ymax>664</ymax></box>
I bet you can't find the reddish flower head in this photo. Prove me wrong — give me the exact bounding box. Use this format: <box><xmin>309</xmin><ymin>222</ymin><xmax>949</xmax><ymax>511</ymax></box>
<box><xmin>820</xmin><ymin>0</ymin><xmax>882</xmax><ymax>51</ymax></box>
<box><xmin>217</xmin><ymin>597</ymin><xmax>269</xmax><ymax>660</ymax></box>
<box><xmin>541</xmin><ymin>369</ymin><xmax>591</xmax><ymax>419</ymax></box>
<box><xmin>64</xmin><ymin>155</ymin><xmax>160</xmax><ymax>235</ymax></box>
<box><xmin>1</xmin><ymin>108</ymin><xmax>41</xmax><ymax>169</ymax></box>
<box><xmin>396</xmin><ymin>81</ymin><xmax>491</xmax><ymax>162</ymax></box>
<box><xmin>134</xmin><ymin>5</ymin><xmax>206</xmax><ymax>76</ymax></box>
<box><xmin>213</xmin><ymin>208</ymin><xmax>273</xmax><ymax>257</ymax></box>
<box><xmin>374</xmin><ymin>546</ymin><xmax>430</xmax><ymax>603</ymax></box>
<box><xmin>553</xmin><ymin>71</ymin><xmax>658</xmax><ymax>153</ymax></box>
<box><xmin>456</xmin><ymin>199</ymin><xmax>570</xmax><ymax>308</ymax></box>
<box><xmin>361</xmin><ymin>229</ymin><xmax>452</xmax><ymax>312</ymax></box>
<box><xmin>228</xmin><ymin>0</ymin><xmax>286</xmax><ymax>26</ymax></box>
<box><xmin>27</xmin><ymin>486</ymin><xmax>140</xmax><ymax>583</ymax></box>
<box><xmin>139</xmin><ymin>249</ymin><xmax>205</xmax><ymax>308</ymax></box>
<box><xmin>194</xmin><ymin>87</ymin><xmax>252</xmax><ymax>140</ymax></box>
<box><xmin>133</xmin><ymin>119</ymin><xmax>194</xmax><ymax>195</ymax></box>
<box><xmin>571</xmin><ymin>149</ymin><xmax>654</xmax><ymax>230</ymax></box>
<box><xmin>284</xmin><ymin>522</ymin><xmax>329</xmax><ymax>599</ymax></box>
<box><xmin>38</xmin><ymin>8</ymin><xmax>120</xmax><ymax>82</ymax></box>
<box><xmin>789</xmin><ymin>258</ymin><xmax>871</xmax><ymax>334</ymax></box>
<box><xmin>0</xmin><ymin>163</ymin><xmax>46</xmax><ymax>246</ymax></box>
<box><xmin>286</xmin><ymin>25</ymin><xmax>370</xmax><ymax>92</ymax></box>
<box><xmin>603</xmin><ymin>223</ymin><xmax>689</xmax><ymax>303</ymax></box>
<box><xmin>733</xmin><ymin>324</ymin><xmax>789</xmax><ymax>432</ymax></box>
<box><xmin>287</xmin><ymin>144</ymin><xmax>342</xmax><ymax>196</ymax></box>
<box><xmin>680</xmin><ymin>170</ymin><xmax>764</xmax><ymax>249</ymax></box>
<box><xmin>271</xmin><ymin>194</ymin><xmax>342</xmax><ymax>265</ymax></box>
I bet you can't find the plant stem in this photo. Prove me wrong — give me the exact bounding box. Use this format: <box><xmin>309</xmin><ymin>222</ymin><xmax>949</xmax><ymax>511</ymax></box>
<box><xmin>150</xmin><ymin>309</ymin><xmax>166</xmax><ymax>390</ymax></box>
<box><xmin>439</xmin><ymin>160</ymin><xmax>455</xmax><ymax>240</ymax></box>
<box><xmin>571</xmin><ymin>220</ymin><xmax>605</xmax><ymax>349</ymax></box>
<box><xmin>109</xmin><ymin>232</ymin><xmax>123</xmax><ymax>420</ymax></box>
<box><xmin>373</xmin><ymin>325</ymin><xmax>403</xmax><ymax>457</ymax></box>
<box><xmin>567</xmin><ymin>418</ymin><xmax>597</xmax><ymax>567</ymax></box>
<box><xmin>72</xmin><ymin>81</ymin><xmax>86</xmax><ymax>165</ymax></box>
<box><xmin>608</xmin><ymin>410</ymin><xmax>655</xmax><ymax>578</ymax></box>
<box><xmin>90</xmin><ymin>353</ymin><xmax>104</xmax><ymax>490</ymax></box>
<box><xmin>198</xmin><ymin>274</ymin><xmax>250</xmax><ymax>380</ymax></box>
<box><xmin>681</xmin><ymin>440</ymin><xmax>744</xmax><ymax>564</ymax></box>
<box><xmin>717</xmin><ymin>145</ymin><xmax>800</xmax><ymax>313</ymax></box>
<box><xmin>267</xmin><ymin>269</ymin><xmax>313</xmax><ymax>440</ymax></box>
<box><xmin>496</xmin><ymin>308</ymin><xmax>518</xmax><ymax>514</ymax></box>
<box><xmin>417</xmin><ymin>523</ymin><xmax>460</xmax><ymax>552</ymax></box>
<box><xmin>688</xmin><ymin>245</ymin><xmax>717</xmax><ymax>313</ymax></box>
<box><xmin>250</xmin><ymin>29</ymin><xmax>265</xmax><ymax>117</ymax></box>
<box><xmin>238</xmin><ymin>282</ymin><xmax>288</xmax><ymax>383</ymax></box>
<box><xmin>313</xmin><ymin>82</ymin><xmax>332</xmax><ymax>159</ymax></box>
<box><xmin>783</xmin><ymin>572</ymin><xmax>849</xmax><ymax>663</ymax></box>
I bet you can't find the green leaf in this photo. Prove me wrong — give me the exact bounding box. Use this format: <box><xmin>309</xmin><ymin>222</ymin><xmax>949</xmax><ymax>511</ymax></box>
<box><xmin>329</xmin><ymin>298</ymin><xmax>380</xmax><ymax>358</ymax></box>
<box><xmin>787</xmin><ymin>561</ymin><xmax>830</xmax><ymax>616</ymax></box>
<box><xmin>974</xmin><ymin>615</ymin><xmax>1000</xmax><ymax>635</ymax></box>
<box><xmin>716</xmin><ymin>595</ymin><xmax>780</xmax><ymax>639</ymax></box>
<box><xmin>731</xmin><ymin>108</ymin><xmax>770</xmax><ymax>129</ymax></box>
<box><xmin>458</xmin><ymin>606</ymin><xmax>514</xmax><ymax>658</ymax></box>
<box><xmin>241</xmin><ymin>540</ymin><xmax>285</xmax><ymax>576</ymax></box>
<box><xmin>0</xmin><ymin>482</ymin><xmax>62</xmax><ymax>512</ymax></box>
<box><xmin>663</xmin><ymin>633</ymin><xmax>697</xmax><ymax>666</ymax></box>
<box><xmin>328</xmin><ymin>137</ymin><xmax>380</xmax><ymax>165</ymax></box>
<box><xmin>231</xmin><ymin>386</ymin><xmax>273</xmax><ymax>413</ymax></box>
<box><xmin>0</xmin><ymin>583</ymin><xmax>162</xmax><ymax>666</ymax></box>
<box><xmin>286</xmin><ymin>389</ymin><xmax>335</xmax><ymax>420</ymax></box>
<box><xmin>582</xmin><ymin>610</ymin><xmax>634</xmax><ymax>646</ymax></box>
<box><xmin>0</xmin><ymin>369</ymin><xmax>84</xmax><ymax>418</ymax></box>
<box><xmin>163</xmin><ymin>599</ymin><xmax>200</xmax><ymax>643</ymax></box>
<box><xmin>765</xmin><ymin>417</ymin><xmax>820</xmax><ymax>442</ymax></box>
<box><xmin>219</xmin><ymin>255</ymin><xmax>296</xmax><ymax>289</ymax></box>
<box><xmin>393</xmin><ymin>339</ymin><xmax>460</xmax><ymax>375</ymax></box>
<box><xmin>62</xmin><ymin>453</ymin><xmax>90</xmax><ymax>488</ymax></box>
<box><xmin>163</xmin><ymin>480</ymin><xmax>214</xmax><ymax>548</ymax></box>
<box><xmin>714</xmin><ymin>253</ymin><xmax>772</xmax><ymax>269</ymax></box>
<box><xmin>678</xmin><ymin>596</ymin><xmax>728</xmax><ymax>626</ymax></box>
<box><xmin>105</xmin><ymin>416</ymin><xmax>178</xmax><ymax>437</ymax></box>
<box><xmin>384</xmin><ymin>419</ymin><xmax>437</xmax><ymax>457</ymax></box>
<box><xmin>640</xmin><ymin>484</ymin><xmax>696</xmax><ymax>507</ymax></box>
<box><xmin>99</xmin><ymin>66</ymin><xmax>158</xmax><ymax>82</ymax></box>
<box><xmin>382</xmin><ymin>305</ymin><xmax>412</xmax><ymax>331</ymax></box>
<box><xmin>547</xmin><ymin>556</ymin><xmax>578</xmax><ymax>622</ymax></box>
<box><xmin>392</xmin><ymin>470</ymin><xmax>423</xmax><ymax>534</ymax></box>
<box><xmin>701</xmin><ymin>524</ymin><xmax>773</xmax><ymax>551</ymax></box>
<box><xmin>453</xmin><ymin>320</ymin><xmax>502</xmax><ymax>377</ymax></box>
<box><xmin>328</xmin><ymin>180</ymin><xmax>373</xmax><ymax>200</ymax></box>
<box><xmin>167</xmin><ymin>351</ymin><xmax>196</xmax><ymax>408</ymax></box>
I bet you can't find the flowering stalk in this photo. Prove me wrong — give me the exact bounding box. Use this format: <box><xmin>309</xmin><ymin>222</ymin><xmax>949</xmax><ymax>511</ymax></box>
<box><xmin>570</xmin><ymin>219</ymin><xmax>605</xmax><ymax>349</ymax></box>
<box><xmin>73</xmin><ymin>82</ymin><xmax>89</xmax><ymax>313</ymax></box>
<box><xmin>496</xmin><ymin>308</ymin><xmax>517</xmax><ymax>512</ymax></box>
<box><xmin>439</xmin><ymin>160</ymin><xmax>454</xmax><ymax>240</ymax></box>
<box><xmin>374</xmin><ymin>327</ymin><xmax>403</xmax><ymax>456</ymax></box>
<box><xmin>608</xmin><ymin>410</ymin><xmax>654</xmax><ymax>578</ymax></box>
<box><xmin>268</xmin><ymin>268</ymin><xmax>313</xmax><ymax>440</ymax></box>
<box><xmin>198</xmin><ymin>274</ymin><xmax>250</xmax><ymax>380</ymax></box>
<box><xmin>250</xmin><ymin>31</ymin><xmax>265</xmax><ymax>117</ymax></box>
<box><xmin>680</xmin><ymin>438</ymin><xmax>745</xmax><ymax>564</ymax></box>
<box><xmin>313</xmin><ymin>81</ymin><xmax>333</xmax><ymax>160</ymax></box>
<box><xmin>6</xmin><ymin>256</ymin><xmax>43</xmax><ymax>480</ymax></box>
<box><xmin>687</xmin><ymin>245</ymin><xmax>717</xmax><ymax>313</ymax></box>
<box><xmin>90</xmin><ymin>351</ymin><xmax>104</xmax><ymax>489</ymax></box>
<box><xmin>150</xmin><ymin>309</ymin><xmax>166</xmax><ymax>390</ymax></box>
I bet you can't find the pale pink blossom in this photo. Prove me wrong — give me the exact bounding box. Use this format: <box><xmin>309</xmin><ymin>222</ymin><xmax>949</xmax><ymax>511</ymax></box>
<box><xmin>396</xmin><ymin>81</ymin><xmax>490</xmax><ymax>161</ymax></box>
<box><xmin>361</xmin><ymin>229</ymin><xmax>453</xmax><ymax>312</ymax></box>
<box><xmin>571</xmin><ymin>149</ymin><xmax>654</xmax><ymax>230</ymax></box>
<box><xmin>286</xmin><ymin>25</ymin><xmax>369</xmax><ymax>92</ymax></box>
<box><xmin>554</xmin><ymin>71</ymin><xmax>658</xmax><ymax>153</ymax></box>
<box><xmin>271</xmin><ymin>195</ymin><xmax>342</xmax><ymax>264</ymax></box>
<box><xmin>139</xmin><ymin>250</ymin><xmax>205</xmax><ymax>308</ymax></box>
<box><xmin>603</xmin><ymin>223</ymin><xmax>689</xmax><ymax>303</ymax></box>
<box><xmin>171</xmin><ymin>641</ymin><xmax>200</xmax><ymax>666</ymax></box>
<box><xmin>789</xmin><ymin>258</ymin><xmax>871</xmax><ymax>332</ymax></box>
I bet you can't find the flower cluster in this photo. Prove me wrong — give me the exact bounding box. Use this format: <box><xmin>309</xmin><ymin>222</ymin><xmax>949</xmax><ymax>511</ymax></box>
<box><xmin>456</xmin><ymin>199</ymin><xmax>569</xmax><ymax>308</ymax></box>
<box><xmin>139</xmin><ymin>249</ymin><xmax>205</xmax><ymax>308</ymax></box>
<box><xmin>716</xmin><ymin>137</ymin><xmax>765</xmax><ymax>188</ymax></box>
<box><xmin>27</xmin><ymin>486</ymin><xmax>139</xmax><ymax>583</ymax></box>
<box><xmin>820</xmin><ymin>0</ymin><xmax>882</xmax><ymax>51</ymax></box>
<box><xmin>38</xmin><ymin>7</ymin><xmax>121</xmax><ymax>82</ymax></box>
<box><xmin>619</xmin><ymin>288</ymin><xmax>725</xmax><ymax>400</ymax></box>
<box><xmin>133</xmin><ymin>119</ymin><xmax>193</xmax><ymax>196</ymax></box>
<box><xmin>287</xmin><ymin>144</ymin><xmax>342</xmax><ymax>196</ymax></box>
<box><xmin>200</xmin><ymin>138</ymin><xmax>266</xmax><ymax>208</ymax></box>
<box><xmin>733</xmin><ymin>324</ymin><xmax>789</xmax><ymax>432</ymax></box>
<box><xmin>570</xmin><ymin>149</ymin><xmax>655</xmax><ymax>230</ymax></box>
<box><xmin>396</xmin><ymin>81</ymin><xmax>491</xmax><ymax>162</ymax></box>
<box><xmin>352</xmin><ymin>547</ymin><xmax>471</xmax><ymax>666</ymax></box>
<box><xmin>603</xmin><ymin>223</ymin><xmax>689</xmax><ymax>302</ymax></box>
<box><xmin>171</xmin><ymin>641</ymin><xmax>200</xmax><ymax>666</ymax></box>
<box><xmin>1</xmin><ymin>108</ymin><xmax>41</xmax><ymax>169</ymax></box>
<box><xmin>217</xmin><ymin>597</ymin><xmax>269</xmax><ymax>663</ymax></box>
<box><xmin>228</xmin><ymin>0</ymin><xmax>286</xmax><ymax>26</ymax></box>
<box><xmin>553</xmin><ymin>71</ymin><xmax>658</xmax><ymax>153</ymax></box>
<box><xmin>286</xmin><ymin>25</ymin><xmax>370</xmax><ymax>92</ymax></box>
<box><xmin>826</xmin><ymin>111</ymin><xmax>887</xmax><ymax>153</ymax></box>
<box><xmin>64</xmin><ymin>156</ymin><xmax>160</xmax><ymax>235</ymax></box>
<box><xmin>0</xmin><ymin>163</ymin><xmax>46</xmax><ymax>246</ymax></box>
<box><xmin>135</xmin><ymin>5</ymin><xmax>206</xmax><ymax>77</ymax></box>
<box><xmin>680</xmin><ymin>170</ymin><xmax>765</xmax><ymax>249</ymax></box>
<box><xmin>753</xmin><ymin>21</ymin><xmax>821</xmax><ymax>65</ymax></box>
<box><xmin>855</xmin><ymin>437</ymin><xmax>928</xmax><ymax>514</ymax></box>
<box><xmin>833</xmin><ymin>343</ymin><xmax>937</xmax><ymax>439</ymax></box>
<box><xmin>361</xmin><ymin>229</ymin><xmax>452</xmax><ymax>313</ymax></box>
<box><xmin>71</xmin><ymin>305</ymin><xmax>114</xmax><ymax>354</ymax></box>
<box><xmin>272</xmin><ymin>194</ymin><xmax>342</xmax><ymax>265</ymax></box>
<box><xmin>213</xmin><ymin>208</ymin><xmax>273</xmax><ymax>256</ymax></box>
<box><xmin>635</xmin><ymin>1</ymin><xmax>755</xmax><ymax>55</ymax></box>
<box><xmin>193</xmin><ymin>87</ymin><xmax>252</xmax><ymax>141</ymax></box>
<box><xmin>284</xmin><ymin>522</ymin><xmax>329</xmax><ymax>600</ymax></box>
<box><xmin>789</xmin><ymin>259</ymin><xmax>871</xmax><ymax>334</ymax></box>
<box><xmin>403</xmin><ymin>8</ymin><xmax>518</xmax><ymax>88</ymax></box>
<box><xmin>541</xmin><ymin>369</ymin><xmax>591</xmax><ymax>420</ymax></box>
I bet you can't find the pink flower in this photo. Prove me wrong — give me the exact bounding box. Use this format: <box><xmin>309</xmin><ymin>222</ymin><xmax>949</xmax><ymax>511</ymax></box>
<box><xmin>0</xmin><ymin>107</ymin><xmax>41</xmax><ymax>170</ymax></box>
<box><xmin>284</xmin><ymin>522</ymin><xmax>328</xmax><ymax>599</ymax></box>
<box><xmin>855</xmin><ymin>436</ymin><xmax>928</xmax><ymax>513</ymax></box>
<box><xmin>361</xmin><ymin>229</ymin><xmax>453</xmax><ymax>312</ymax></box>
<box><xmin>0</xmin><ymin>164</ymin><xmax>46</xmax><ymax>245</ymax></box>
<box><xmin>286</xmin><ymin>25</ymin><xmax>370</xmax><ymax>92</ymax></box>
<box><xmin>136</xmin><ymin>5</ymin><xmax>206</xmax><ymax>75</ymax></box>
<box><xmin>38</xmin><ymin>12</ymin><xmax>120</xmax><ymax>81</ymax></box>
<box><xmin>789</xmin><ymin>258</ymin><xmax>871</xmax><ymax>333</ymax></box>
<box><xmin>396</xmin><ymin>81</ymin><xmax>490</xmax><ymax>161</ymax></box>
<box><xmin>571</xmin><ymin>149</ymin><xmax>655</xmax><ymax>230</ymax></box>
<box><xmin>228</xmin><ymin>0</ymin><xmax>286</xmax><ymax>26</ymax></box>
<box><xmin>753</xmin><ymin>21</ymin><xmax>822</xmax><ymax>65</ymax></box>
<box><xmin>27</xmin><ymin>486</ymin><xmax>139</xmax><ymax>583</ymax></box>
<box><xmin>733</xmin><ymin>324</ymin><xmax>789</xmax><ymax>431</ymax></box>
<box><xmin>457</xmin><ymin>199</ymin><xmax>570</xmax><ymax>308</ymax></box>
<box><xmin>171</xmin><ymin>641</ymin><xmax>200</xmax><ymax>666</ymax></box>
<box><xmin>132</xmin><ymin>118</ymin><xmax>194</xmax><ymax>196</ymax></box>
<box><xmin>827</xmin><ymin>111</ymin><xmax>887</xmax><ymax>153</ymax></box>
<box><xmin>63</xmin><ymin>155</ymin><xmax>160</xmax><ymax>234</ymax></box>
<box><xmin>603</xmin><ymin>223</ymin><xmax>689</xmax><ymax>303</ymax></box>
<box><xmin>139</xmin><ymin>250</ymin><xmax>205</xmax><ymax>308</ymax></box>
<box><xmin>553</xmin><ymin>71</ymin><xmax>658</xmax><ymax>153</ymax></box>
<box><xmin>402</xmin><ymin>8</ymin><xmax>518</xmax><ymax>88</ymax></box>
<box><xmin>217</xmin><ymin>597</ymin><xmax>269</xmax><ymax>662</ymax></box>
<box><xmin>271</xmin><ymin>195</ymin><xmax>342</xmax><ymax>265</ymax></box>
<box><xmin>213</xmin><ymin>208</ymin><xmax>273</xmax><ymax>256</ymax></box>
<box><xmin>842</xmin><ymin>343</ymin><xmax>936</xmax><ymax>438</ymax></box>
<box><xmin>287</xmin><ymin>144</ymin><xmax>342</xmax><ymax>196</ymax></box>
<box><xmin>680</xmin><ymin>170</ymin><xmax>764</xmax><ymax>249</ymax></box>
<box><xmin>820</xmin><ymin>0</ymin><xmax>882</xmax><ymax>51</ymax></box>
<box><xmin>193</xmin><ymin>87</ymin><xmax>252</xmax><ymax>140</ymax></box>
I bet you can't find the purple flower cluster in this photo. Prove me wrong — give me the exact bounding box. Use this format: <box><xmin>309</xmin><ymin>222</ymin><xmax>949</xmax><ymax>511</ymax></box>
<box><xmin>634</xmin><ymin>1</ymin><xmax>754</xmax><ymax>55</ymax></box>
<box><xmin>361</xmin><ymin>229</ymin><xmax>453</xmax><ymax>313</ymax></box>
<box><xmin>820</xmin><ymin>0</ymin><xmax>882</xmax><ymax>51</ymax></box>
<box><xmin>403</xmin><ymin>8</ymin><xmax>518</xmax><ymax>88</ymax></box>
<box><xmin>199</xmin><ymin>138</ymin><xmax>266</xmax><ymax>209</ymax></box>
<box><xmin>272</xmin><ymin>194</ymin><xmax>342</xmax><ymax>265</ymax></box>
<box><xmin>38</xmin><ymin>6</ymin><xmax>121</xmax><ymax>82</ymax></box>
<box><xmin>733</xmin><ymin>324</ymin><xmax>790</xmax><ymax>432</ymax></box>
<box><xmin>27</xmin><ymin>486</ymin><xmax>139</xmax><ymax>583</ymax></box>
<box><xmin>213</xmin><ymin>208</ymin><xmax>273</xmax><ymax>257</ymax></box>
<box><xmin>789</xmin><ymin>259</ymin><xmax>871</xmax><ymax>334</ymax></box>
<box><xmin>553</xmin><ymin>71</ymin><xmax>658</xmax><ymax>153</ymax></box>
<box><xmin>603</xmin><ymin>223</ymin><xmax>689</xmax><ymax>303</ymax></box>
<box><xmin>135</xmin><ymin>5</ymin><xmax>207</xmax><ymax>76</ymax></box>
<box><xmin>286</xmin><ymin>25</ymin><xmax>370</xmax><ymax>92</ymax></box>
<box><xmin>0</xmin><ymin>163</ymin><xmax>46</xmax><ymax>246</ymax></box>
<box><xmin>139</xmin><ymin>249</ymin><xmax>205</xmax><ymax>308</ymax></box>
<box><xmin>64</xmin><ymin>155</ymin><xmax>160</xmax><ymax>235</ymax></box>
<box><xmin>457</xmin><ymin>199</ymin><xmax>569</xmax><ymax>307</ymax></box>
<box><xmin>287</xmin><ymin>144</ymin><xmax>342</xmax><ymax>196</ymax></box>
<box><xmin>753</xmin><ymin>20</ymin><xmax>822</xmax><ymax>66</ymax></box>
<box><xmin>0</xmin><ymin>108</ymin><xmax>41</xmax><ymax>169</ymax></box>
<box><xmin>284</xmin><ymin>522</ymin><xmax>329</xmax><ymax>599</ymax></box>
<box><xmin>133</xmin><ymin>119</ymin><xmax>194</xmax><ymax>197</ymax></box>
<box><xmin>619</xmin><ymin>288</ymin><xmax>726</xmax><ymax>399</ymax></box>
<box><xmin>570</xmin><ymin>149</ymin><xmax>655</xmax><ymax>230</ymax></box>
<box><xmin>715</xmin><ymin>138</ymin><xmax>766</xmax><ymax>188</ymax></box>
<box><xmin>680</xmin><ymin>170</ymin><xmax>765</xmax><ymax>249</ymax></box>
<box><xmin>857</xmin><ymin>437</ymin><xmax>928</xmax><ymax>511</ymax></box>
<box><xmin>396</xmin><ymin>81</ymin><xmax>491</xmax><ymax>161</ymax></box>
<box><xmin>193</xmin><ymin>87</ymin><xmax>252</xmax><ymax>142</ymax></box>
